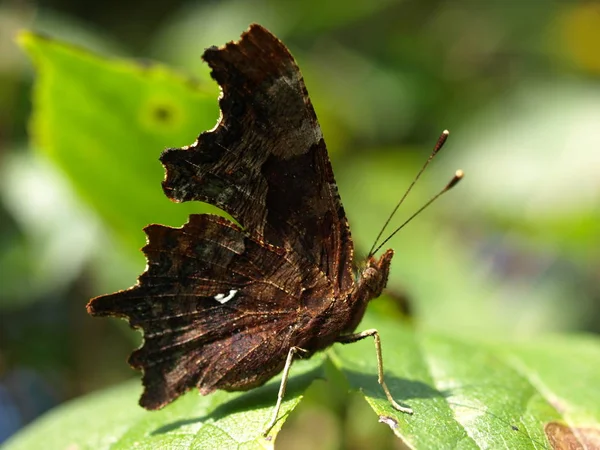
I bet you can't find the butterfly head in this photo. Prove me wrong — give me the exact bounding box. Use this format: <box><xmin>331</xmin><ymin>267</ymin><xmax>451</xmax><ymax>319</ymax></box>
<box><xmin>360</xmin><ymin>248</ymin><xmax>394</xmax><ymax>300</ymax></box>
<box><xmin>342</xmin><ymin>249</ymin><xmax>394</xmax><ymax>334</ymax></box>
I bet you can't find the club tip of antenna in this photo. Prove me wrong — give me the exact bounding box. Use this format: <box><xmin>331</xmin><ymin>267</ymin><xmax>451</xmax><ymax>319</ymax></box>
<box><xmin>446</xmin><ymin>169</ymin><xmax>464</xmax><ymax>190</ymax></box>
<box><xmin>434</xmin><ymin>130</ymin><xmax>450</xmax><ymax>154</ymax></box>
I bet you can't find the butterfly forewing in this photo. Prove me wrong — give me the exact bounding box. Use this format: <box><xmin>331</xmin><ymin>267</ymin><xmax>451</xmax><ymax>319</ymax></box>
<box><xmin>160</xmin><ymin>25</ymin><xmax>354</xmax><ymax>292</ymax></box>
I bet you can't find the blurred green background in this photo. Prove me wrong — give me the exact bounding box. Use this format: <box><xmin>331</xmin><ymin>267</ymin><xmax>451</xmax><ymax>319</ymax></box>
<box><xmin>1</xmin><ymin>0</ymin><xmax>599</xmax><ymax>448</ymax></box>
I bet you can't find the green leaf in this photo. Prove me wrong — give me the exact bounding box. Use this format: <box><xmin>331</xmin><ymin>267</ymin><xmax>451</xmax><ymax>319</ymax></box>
<box><xmin>331</xmin><ymin>314</ymin><xmax>600</xmax><ymax>449</ymax></box>
<box><xmin>3</xmin><ymin>356</ymin><xmax>326</xmax><ymax>450</ymax></box>
<box><xmin>18</xmin><ymin>32</ymin><xmax>222</xmax><ymax>261</ymax></box>
<box><xmin>6</xmin><ymin>314</ymin><xmax>600</xmax><ymax>449</ymax></box>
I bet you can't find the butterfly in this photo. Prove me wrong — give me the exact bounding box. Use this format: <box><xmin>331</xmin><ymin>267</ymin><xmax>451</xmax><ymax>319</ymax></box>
<box><xmin>87</xmin><ymin>23</ymin><xmax>461</xmax><ymax>436</ymax></box>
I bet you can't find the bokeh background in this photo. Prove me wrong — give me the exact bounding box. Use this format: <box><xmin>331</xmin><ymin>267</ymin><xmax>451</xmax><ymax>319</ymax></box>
<box><xmin>1</xmin><ymin>0</ymin><xmax>599</xmax><ymax>448</ymax></box>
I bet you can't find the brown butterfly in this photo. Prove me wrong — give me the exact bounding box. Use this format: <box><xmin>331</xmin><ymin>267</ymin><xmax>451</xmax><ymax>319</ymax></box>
<box><xmin>87</xmin><ymin>24</ymin><xmax>461</xmax><ymax>436</ymax></box>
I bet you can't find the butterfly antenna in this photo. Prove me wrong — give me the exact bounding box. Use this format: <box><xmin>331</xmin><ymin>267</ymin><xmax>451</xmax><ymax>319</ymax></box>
<box><xmin>371</xmin><ymin>169</ymin><xmax>463</xmax><ymax>256</ymax></box>
<box><xmin>368</xmin><ymin>130</ymin><xmax>450</xmax><ymax>256</ymax></box>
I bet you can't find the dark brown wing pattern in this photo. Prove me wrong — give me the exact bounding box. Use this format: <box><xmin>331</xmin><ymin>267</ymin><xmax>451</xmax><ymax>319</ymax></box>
<box><xmin>87</xmin><ymin>24</ymin><xmax>366</xmax><ymax>411</ymax></box>
<box><xmin>87</xmin><ymin>23</ymin><xmax>456</xmax><ymax>427</ymax></box>
<box><xmin>88</xmin><ymin>214</ymin><xmax>333</xmax><ymax>409</ymax></box>
<box><xmin>160</xmin><ymin>24</ymin><xmax>354</xmax><ymax>293</ymax></box>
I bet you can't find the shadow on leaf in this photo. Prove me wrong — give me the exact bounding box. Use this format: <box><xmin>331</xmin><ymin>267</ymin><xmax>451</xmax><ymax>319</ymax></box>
<box><xmin>341</xmin><ymin>368</ymin><xmax>443</xmax><ymax>404</ymax></box>
<box><xmin>151</xmin><ymin>363</ymin><xmax>324</xmax><ymax>435</ymax></box>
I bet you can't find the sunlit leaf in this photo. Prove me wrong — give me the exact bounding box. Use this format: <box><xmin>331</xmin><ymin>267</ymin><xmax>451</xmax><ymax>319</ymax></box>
<box><xmin>6</xmin><ymin>315</ymin><xmax>600</xmax><ymax>449</ymax></box>
<box><xmin>19</xmin><ymin>32</ymin><xmax>222</xmax><ymax>264</ymax></box>
<box><xmin>4</xmin><ymin>356</ymin><xmax>325</xmax><ymax>450</ymax></box>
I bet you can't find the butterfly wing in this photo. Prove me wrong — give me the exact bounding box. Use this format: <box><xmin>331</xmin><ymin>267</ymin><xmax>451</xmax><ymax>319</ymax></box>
<box><xmin>160</xmin><ymin>24</ymin><xmax>354</xmax><ymax>293</ymax></box>
<box><xmin>87</xmin><ymin>214</ymin><xmax>333</xmax><ymax>409</ymax></box>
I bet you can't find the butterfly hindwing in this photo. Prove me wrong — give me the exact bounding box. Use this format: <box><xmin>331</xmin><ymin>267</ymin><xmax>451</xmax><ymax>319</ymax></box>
<box><xmin>88</xmin><ymin>214</ymin><xmax>334</xmax><ymax>408</ymax></box>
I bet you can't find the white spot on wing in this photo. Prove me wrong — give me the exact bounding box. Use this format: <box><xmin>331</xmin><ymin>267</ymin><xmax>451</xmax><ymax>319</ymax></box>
<box><xmin>214</xmin><ymin>289</ymin><xmax>238</xmax><ymax>304</ymax></box>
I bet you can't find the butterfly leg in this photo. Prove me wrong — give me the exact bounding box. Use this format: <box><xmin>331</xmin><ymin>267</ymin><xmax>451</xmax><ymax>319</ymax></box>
<box><xmin>336</xmin><ymin>329</ymin><xmax>413</xmax><ymax>414</ymax></box>
<box><xmin>263</xmin><ymin>346</ymin><xmax>308</xmax><ymax>437</ymax></box>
